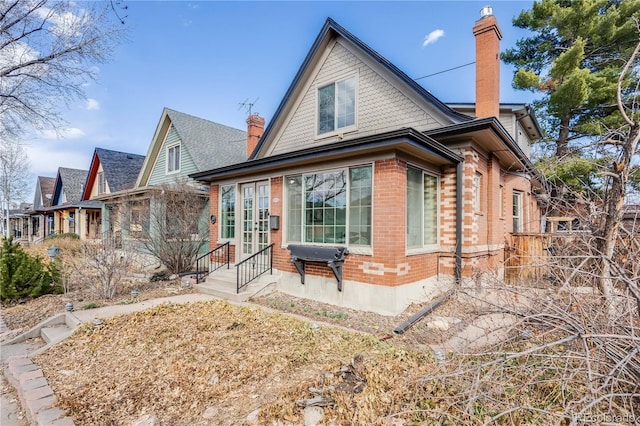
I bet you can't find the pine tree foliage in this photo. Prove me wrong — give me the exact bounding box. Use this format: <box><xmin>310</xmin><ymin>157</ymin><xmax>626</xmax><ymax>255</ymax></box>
<box><xmin>502</xmin><ymin>0</ymin><xmax>640</xmax><ymax>199</ymax></box>
<box><xmin>0</xmin><ymin>237</ymin><xmax>61</xmax><ymax>303</ymax></box>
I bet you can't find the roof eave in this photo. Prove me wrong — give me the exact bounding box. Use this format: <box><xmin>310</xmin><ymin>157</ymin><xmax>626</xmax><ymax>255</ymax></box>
<box><xmin>191</xmin><ymin>128</ymin><xmax>462</xmax><ymax>182</ymax></box>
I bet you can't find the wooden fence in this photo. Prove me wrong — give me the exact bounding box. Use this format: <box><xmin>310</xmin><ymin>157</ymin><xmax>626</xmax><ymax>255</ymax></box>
<box><xmin>505</xmin><ymin>232</ymin><xmax>639</xmax><ymax>284</ymax></box>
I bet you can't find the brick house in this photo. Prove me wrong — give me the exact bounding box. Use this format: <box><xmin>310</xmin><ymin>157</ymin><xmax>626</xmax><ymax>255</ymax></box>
<box><xmin>191</xmin><ymin>12</ymin><xmax>544</xmax><ymax>315</ymax></box>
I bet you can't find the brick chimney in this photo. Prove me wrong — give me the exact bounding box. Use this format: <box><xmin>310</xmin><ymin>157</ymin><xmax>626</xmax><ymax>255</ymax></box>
<box><xmin>246</xmin><ymin>114</ymin><xmax>265</xmax><ymax>158</ymax></box>
<box><xmin>473</xmin><ymin>5</ymin><xmax>502</xmax><ymax>118</ymax></box>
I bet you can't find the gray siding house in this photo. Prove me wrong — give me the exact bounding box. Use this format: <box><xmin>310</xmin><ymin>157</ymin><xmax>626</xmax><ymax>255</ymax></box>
<box><xmin>95</xmin><ymin>107</ymin><xmax>248</xmax><ymax>254</ymax></box>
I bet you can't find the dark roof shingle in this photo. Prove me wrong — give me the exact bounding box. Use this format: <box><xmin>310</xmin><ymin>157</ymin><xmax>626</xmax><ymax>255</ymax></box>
<box><xmin>95</xmin><ymin>148</ymin><xmax>145</xmax><ymax>192</ymax></box>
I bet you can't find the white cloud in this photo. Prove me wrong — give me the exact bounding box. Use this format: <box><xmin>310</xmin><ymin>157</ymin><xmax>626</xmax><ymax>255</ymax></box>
<box><xmin>39</xmin><ymin>127</ymin><xmax>85</xmax><ymax>140</ymax></box>
<box><xmin>86</xmin><ymin>98</ymin><xmax>100</xmax><ymax>110</ymax></box>
<box><xmin>24</xmin><ymin>144</ymin><xmax>91</xmax><ymax>179</ymax></box>
<box><xmin>423</xmin><ymin>29</ymin><xmax>445</xmax><ymax>47</ymax></box>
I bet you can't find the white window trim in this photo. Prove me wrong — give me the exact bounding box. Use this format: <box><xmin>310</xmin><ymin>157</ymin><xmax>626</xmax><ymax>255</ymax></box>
<box><xmin>315</xmin><ymin>72</ymin><xmax>359</xmax><ymax>139</ymax></box>
<box><xmin>218</xmin><ymin>184</ymin><xmax>236</xmax><ymax>242</ymax></box>
<box><xmin>406</xmin><ymin>165</ymin><xmax>441</xmax><ymax>255</ymax></box>
<box><xmin>97</xmin><ymin>171</ymin><xmax>105</xmax><ymax>195</ymax></box>
<box><xmin>513</xmin><ymin>190</ymin><xmax>523</xmax><ymax>233</ymax></box>
<box><xmin>166</xmin><ymin>142</ymin><xmax>181</xmax><ymax>175</ymax></box>
<box><xmin>283</xmin><ymin>163</ymin><xmax>373</xmax><ymax>250</ymax></box>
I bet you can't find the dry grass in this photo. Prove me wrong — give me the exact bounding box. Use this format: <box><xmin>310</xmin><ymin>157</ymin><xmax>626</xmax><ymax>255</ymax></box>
<box><xmin>33</xmin><ymin>299</ymin><xmax>435</xmax><ymax>425</ymax></box>
<box><xmin>30</xmin><ymin>289</ymin><xmax>639</xmax><ymax>426</ymax></box>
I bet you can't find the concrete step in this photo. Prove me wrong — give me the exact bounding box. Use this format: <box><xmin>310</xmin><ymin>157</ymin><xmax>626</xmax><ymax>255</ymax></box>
<box><xmin>195</xmin><ymin>268</ymin><xmax>279</xmax><ymax>302</ymax></box>
<box><xmin>41</xmin><ymin>325</ymin><xmax>73</xmax><ymax>345</ymax></box>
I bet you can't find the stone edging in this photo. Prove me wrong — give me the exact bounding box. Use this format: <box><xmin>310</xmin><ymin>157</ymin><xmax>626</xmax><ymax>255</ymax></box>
<box><xmin>4</xmin><ymin>356</ymin><xmax>75</xmax><ymax>426</ymax></box>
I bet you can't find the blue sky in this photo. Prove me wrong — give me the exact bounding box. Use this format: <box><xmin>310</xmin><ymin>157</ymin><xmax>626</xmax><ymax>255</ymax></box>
<box><xmin>24</xmin><ymin>0</ymin><xmax>538</xmax><ymax>200</ymax></box>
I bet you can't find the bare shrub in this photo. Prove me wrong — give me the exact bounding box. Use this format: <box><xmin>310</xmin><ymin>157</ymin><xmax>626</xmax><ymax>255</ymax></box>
<box><xmin>67</xmin><ymin>239</ymin><xmax>137</xmax><ymax>299</ymax></box>
<box><xmin>388</xmin><ymin>279</ymin><xmax>639</xmax><ymax>425</ymax></box>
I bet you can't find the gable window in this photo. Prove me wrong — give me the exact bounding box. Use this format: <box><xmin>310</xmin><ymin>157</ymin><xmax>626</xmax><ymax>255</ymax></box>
<box><xmin>167</xmin><ymin>144</ymin><xmax>181</xmax><ymax>173</ymax></box>
<box><xmin>513</xmin><ymin>191</ymin><xmax>523</xmax><ymax>232</ymax></box>
<box><xmin>407</xmin><ymin>166</ymin><xmax>438</xmax><ymax>249</ymax></box>
<box><xmin>286</xmin><ymin>165</ymin><xmax>372</xmax><ymax>246</ymax></box>
<box><xmin>220</xmin><ymin>185</ymin><xmax>235</xmax><ymax>239</ymax></box>
<box><xmin>318</xmin><ymin>76</ymin><xmax>356</xmax><ymax>135</ymax></box>
<box><xmin>97</xmin><ymin>172</ymin><xmax>105</xmax><ymax>194</ymax></box>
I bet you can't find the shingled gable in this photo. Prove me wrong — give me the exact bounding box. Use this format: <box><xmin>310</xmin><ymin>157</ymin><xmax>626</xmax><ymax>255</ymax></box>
<box><xmin>81</xmin><ymin>148</ymin><xmax>145</xmax><ymax>200</ymax></box>
<box><xmin>135</xmin><ymin>107</ymin><xmax>247</xmax><ymax>188</ymax></box>
<box><xmin>249</xmin><ymin>17</ymin><xmax>472</xmax><ymax>160</ymax></box>
<box><xmin>34</xmin><ymin>176</ymin><xmax>56</xmax><ymax>208</ymax></box>
<box><xmin>52</xmin><ymin>167</ymin><xmax>89</xmax><ymax>206</ymax></box>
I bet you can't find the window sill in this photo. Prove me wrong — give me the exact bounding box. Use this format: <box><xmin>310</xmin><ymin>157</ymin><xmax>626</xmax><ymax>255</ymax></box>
<box><xmin>406</xmin><ymin>245</ymin><xmax>441</xmax><ymax>256</ymax></box>
<box><xmin>281</xmin><ymin>242</ymin><xmax>371</xmax><ymax>256</ymax></box>
<box><xmin>314</xmin><ymin>125</ymin><xmax>358</xmax><ymax>141</ymax></box>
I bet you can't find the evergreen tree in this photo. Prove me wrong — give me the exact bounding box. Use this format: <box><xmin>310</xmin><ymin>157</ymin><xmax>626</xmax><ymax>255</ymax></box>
<box><xmin>502</xmin><ymin>0</ymin><xmax>640</xmax><ymax>198</ymax></box>
<box><xmin>0</xmin><ymin>238</ymin><xmax>62</xmax><ymax>303</ymax></box>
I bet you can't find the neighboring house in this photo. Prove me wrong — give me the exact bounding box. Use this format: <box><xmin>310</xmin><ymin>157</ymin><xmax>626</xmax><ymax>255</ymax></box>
<box><xmin>80</xmin><ymin>147</ymin><xmax>145</xmax><ymax>239</ymax></box>
<box><xmin>191</xmin><ymin>13</ymin><xmax>545</xmax><ymax>315</ymax></box>
<box><xmin>17</xmin><ymin>176</ymin><xmax>56</xmax><ymax>243</ymax></box>
<box><xmin>95</xmin><ymin>107</ymin><xmax>247</xmax><ymax>250</ymax></box>
<box><xmin>38</xmin><ymin>167</ymin><xmax>99</xmax><ymax>238</ymax></box>
<box><xmin>6</xmin><ymin>203</ymin><xmax>33</xmax><ymax>242</ymax></box>
<box><xmin>621</xmin><ymin>204</ymin><xmax>640</xmax><ymax>234</ymax></box>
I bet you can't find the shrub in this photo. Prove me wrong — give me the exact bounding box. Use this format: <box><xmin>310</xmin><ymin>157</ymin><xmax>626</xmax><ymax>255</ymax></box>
<box><xmin>45</xmin><ymin>233</ymin><xmax>80</xmax><ymax>240</ymax></box>
<box><xmin>0</xmin><ymin>238</ymin><xmax>62</xmax><ymax>304</ymax></box>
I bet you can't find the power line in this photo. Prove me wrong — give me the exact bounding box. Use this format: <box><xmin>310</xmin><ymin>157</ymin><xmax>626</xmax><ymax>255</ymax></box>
<box><xmin>414</xmin><ymin>61</ymin><xmax>475</xmax><ymax>81</ymax></box>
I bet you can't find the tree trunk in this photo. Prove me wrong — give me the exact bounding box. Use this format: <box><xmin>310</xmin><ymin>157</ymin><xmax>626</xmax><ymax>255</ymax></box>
<box><xmin>555</xmin><ymin>113</ymin><xmax>571</xmax><ymax>158</ymax></box>
<box><xmin>596</xmin><ymin>123</ymin><xmax>640</xmax><ymax>317</ymax></box>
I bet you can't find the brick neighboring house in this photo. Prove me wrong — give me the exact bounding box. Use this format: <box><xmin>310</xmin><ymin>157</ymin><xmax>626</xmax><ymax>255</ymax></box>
<box><xmin>95</xmin><ymin>107</ymin><xmax>247</xmax><ymax>250</ymax></box>
<box><xmin>191</xmin><ymin>12</ymin><xmax>544</xmax><ymax>316</ymax></box>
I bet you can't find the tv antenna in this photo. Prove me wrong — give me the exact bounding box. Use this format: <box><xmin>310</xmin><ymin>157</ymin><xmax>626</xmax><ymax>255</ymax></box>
<box><xmin>238</xmin><ymin>97</ymin><xmax>259</xmax><ymax>116</ymax></box>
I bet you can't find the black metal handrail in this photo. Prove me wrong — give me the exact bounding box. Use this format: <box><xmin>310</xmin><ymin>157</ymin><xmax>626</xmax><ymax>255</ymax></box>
<box><xmin>195</xmin><ymin>242</ymin><xmax>230</xmax><ymax>284</ymax></box>
<box><xmin>235</xmin><ymin>243</ymin><xmax>274</xmax><ymax>293</ymax></box>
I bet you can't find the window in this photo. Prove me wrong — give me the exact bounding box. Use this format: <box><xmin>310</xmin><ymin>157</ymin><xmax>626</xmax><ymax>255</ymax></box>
<box><xmin>513</xmin><ymin>191</ymin><xmax>523</xmax><ymax>232</ymax></box>
<box><xmin>499</xmin><ymin>185</ymin><xmax>504</xmax><ymax>217</ymax></box>
<box><xmin>220</xmin><ymin>185</ymin><xmax>235</xmax><ymax>239</ymax></box>
<box><xmin>167</xmin><ymin>144</ymin><xmax>180</xmax><ymax>173</ymax></box>
<box><xmin>286</xmin><ymin>165</ymin><xmax>372</xmax><ymax>245</ymax></box>
<box><xmin>474</xmin><ymin>172</ymin><xmax>482</xmax><ymax>211</ymax></box>
<box><xmin>97</xmin><ymin>172</ymin><xmax>105</xmax><ymax>194</ymax></box>
<box><xmin>407</xmin><ymin>167</ymin><xmax>439</xmax><ymax>249</ymax></box>
<box><xmin>318</xmin><ymin>76</ymin><xmax>356</xmax><ymax>135</ymax></box>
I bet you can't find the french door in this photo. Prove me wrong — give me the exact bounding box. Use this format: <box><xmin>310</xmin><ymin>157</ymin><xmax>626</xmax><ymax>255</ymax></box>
<box><xmin>240</xmin><ymin>181</ymin><xmax>270</xmax><ymax>259</ymax></box>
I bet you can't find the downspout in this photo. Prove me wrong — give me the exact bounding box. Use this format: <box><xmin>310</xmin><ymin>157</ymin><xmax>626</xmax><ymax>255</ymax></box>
<box><xmin>455</xmin><ymin>161</ymin><xmax>463</xmax><ymax>285</ymax></box>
